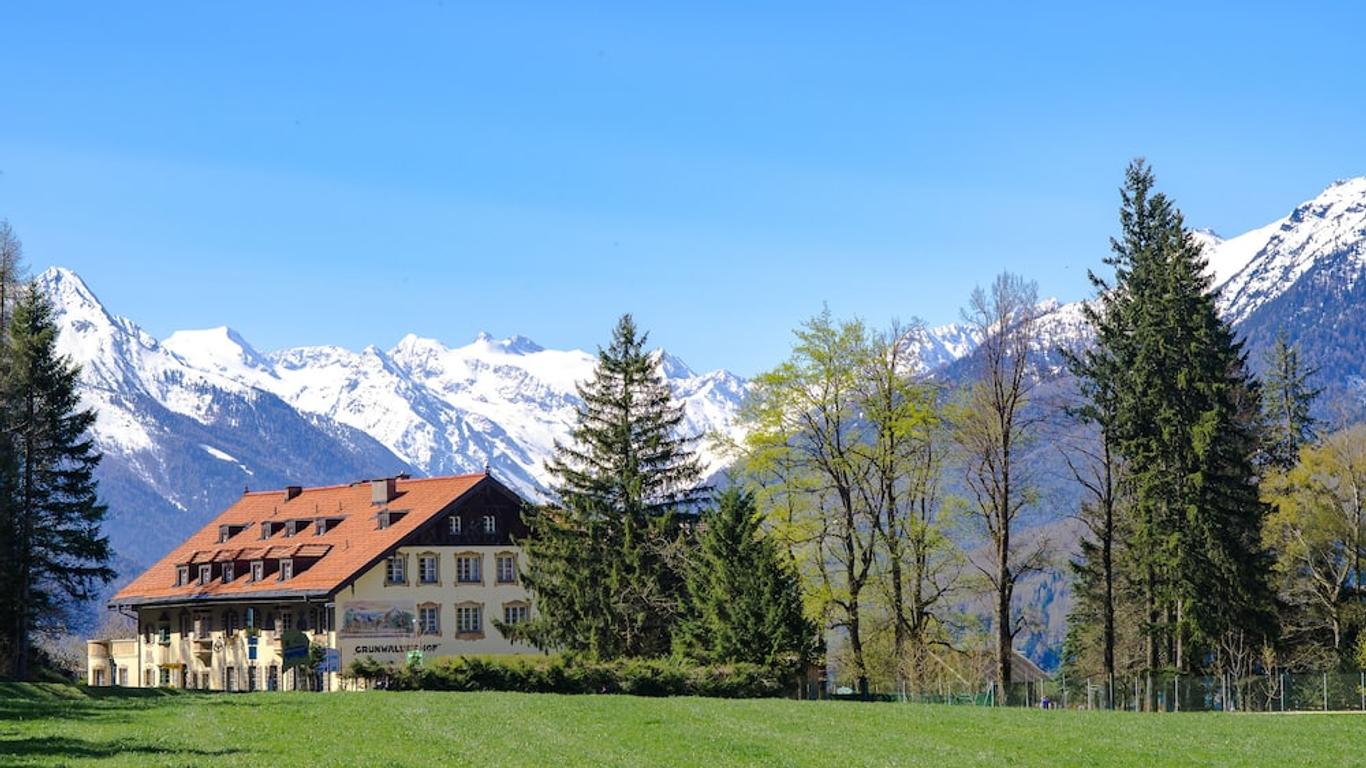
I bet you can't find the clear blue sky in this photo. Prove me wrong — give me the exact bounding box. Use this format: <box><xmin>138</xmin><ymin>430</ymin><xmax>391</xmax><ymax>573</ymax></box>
<box><xmin>2</xmin><ymin>2</ymin><xmax>1363</xmax><ymax>375</ymax></box>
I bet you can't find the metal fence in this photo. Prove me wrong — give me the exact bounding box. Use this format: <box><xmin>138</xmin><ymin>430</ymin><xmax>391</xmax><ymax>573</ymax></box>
<box><xmin>818</xmin><ymin>671</ymin><xmax>1366</xmax><ymax>712</ymax></box>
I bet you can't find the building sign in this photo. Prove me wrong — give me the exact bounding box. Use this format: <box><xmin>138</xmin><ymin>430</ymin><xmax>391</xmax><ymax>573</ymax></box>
<box><xmin>339</xmin><ymin>601</ymin><xmax>415</xmax><ymax>637</ymax></box>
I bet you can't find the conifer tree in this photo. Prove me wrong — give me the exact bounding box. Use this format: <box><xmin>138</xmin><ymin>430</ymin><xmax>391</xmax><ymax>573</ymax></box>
<box><xmin>1260</xmin><ymin>330</ymin><xmax>1321</xmax><ymax>471</ymax></box>
<box><xmin>0</xmin><ymin>283</ymin><xmax>113</xmax><ymax>679</ymax></box>
<box><xmin>1092</xmin><ymin>161</ymin><xmax>1275</xmax><ymax>691</ymax></box>
<box><xmin>510</xmin><ymin>314</ymin><xmax>704</xmax><ymax>659</ymax></box>
<box><xmin>676</xmin><ymin>488</ymin><xmax>816</xmax><ymax>671</ymax></box>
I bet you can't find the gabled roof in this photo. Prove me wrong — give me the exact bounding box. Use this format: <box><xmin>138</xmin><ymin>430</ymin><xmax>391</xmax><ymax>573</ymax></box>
<box><xmin>112</xmin><ymin>473</ymin><xmax>506</xmax><ymax>607</ymax></box>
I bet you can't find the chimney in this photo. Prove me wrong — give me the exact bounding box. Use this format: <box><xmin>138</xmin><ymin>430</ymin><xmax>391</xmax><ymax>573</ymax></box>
<box><xmin>371</xmin><ymin>477</ymin><xmax>398</xmax><ymax>505</ymax></box>
<box><xmin>284</xmin><ymin>485</ymin><xmax>303</xmax><ymax>501</ymax></box>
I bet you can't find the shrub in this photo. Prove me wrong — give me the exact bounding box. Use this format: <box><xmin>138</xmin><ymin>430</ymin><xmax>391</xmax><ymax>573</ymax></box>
<box><xmin>347</xmin><ymin>654</ymin><xmax>788</xmax><ymax>698</ymax></box>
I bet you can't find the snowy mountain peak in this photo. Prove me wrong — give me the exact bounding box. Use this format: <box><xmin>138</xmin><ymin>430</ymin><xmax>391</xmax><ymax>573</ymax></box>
<box><xmin>653</xmin><ymin>349</ymin><xmax>696</xmax><ymax>379</ymax></box>
<box><xmin>1212</xmin><ymin>175</ymin><xmax>1366</xmax><ymax>324</ymax></box>
<box><xmin>163</xmin><ymin>326</ymin><xmax>274</xmax><ymax>378</ymax></box>
<box><xmin>464</xmin><ymin>331</ymin><xmax>545</xmax><ymax>356</ymax></box>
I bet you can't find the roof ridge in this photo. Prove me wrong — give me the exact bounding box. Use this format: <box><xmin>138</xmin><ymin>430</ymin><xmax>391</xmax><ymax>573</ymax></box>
<box><xmin>240</xmin><ymin>472</ymin><xmax>486</xmax><ymax>497</ymax></box>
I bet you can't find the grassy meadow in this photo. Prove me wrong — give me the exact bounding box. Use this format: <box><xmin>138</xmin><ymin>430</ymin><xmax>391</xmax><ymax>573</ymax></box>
<box><xmin>0</xmin><ymin>683</ymin><xmax>1360</xmax><ymax>767</ymax></box>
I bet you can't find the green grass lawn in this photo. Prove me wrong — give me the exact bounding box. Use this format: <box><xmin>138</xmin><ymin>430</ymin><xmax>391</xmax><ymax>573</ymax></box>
<box><xmin>0</xmin><ymin>683</ymin><xmax>1360</xmax><ymax>767</ymax></box>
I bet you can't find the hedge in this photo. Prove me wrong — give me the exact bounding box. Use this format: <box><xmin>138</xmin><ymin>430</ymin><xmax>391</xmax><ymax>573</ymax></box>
<box><xmin>344</xmin><ymin>654</ymin><xmax>789</xmax><ymax>698</ymax></box>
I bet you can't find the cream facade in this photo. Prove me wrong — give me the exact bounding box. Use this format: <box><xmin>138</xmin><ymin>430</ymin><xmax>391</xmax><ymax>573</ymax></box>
<box><xmin>335</xmin><ymin>544</ymin><xmax>533</xmax><ymax>671</ymax></box>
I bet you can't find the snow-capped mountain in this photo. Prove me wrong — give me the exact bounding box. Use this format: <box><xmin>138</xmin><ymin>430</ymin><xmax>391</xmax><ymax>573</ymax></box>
<box><xmin>40</xmin><ymin>268</ymin><xmax>412</xmax><ymax>567</ymax></box>
<box><xmin>921</xmin><ymin>176</ymin><xmax>1366</xmax><ymax>394</ymax></box>
<box><xmin>161</xmin><ymin>324</ymin><xmax>748</xmax><ymax>497</ymax></box>
<box><xmin>39</xmin><ymin>267</ymin><xmax>749</xmax><ymax>568</ymax></box>
<box><xmin>1215</xmin><ymin>178</ymin><xmax>1366</xmax><ymax>326</ymax></box>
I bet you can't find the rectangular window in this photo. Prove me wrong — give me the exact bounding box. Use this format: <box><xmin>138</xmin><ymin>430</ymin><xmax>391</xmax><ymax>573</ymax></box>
<box><xmin>482</xmin><ymin>515</ymin><xmax>496</xmax><ymax>534</ymax></box>
<box><xmin>248</xmin><ymin>666</ymin><xmax>258</xmax><ymax>692</ymax></box>
<box><xmin>503</xmin><ymin>604</ymin><xmax>529</xmax><ymax>625</ymax></box>
<box><xmin>251</xmin><ymin>561</ymin><xmax>264</xmax><ymax>582</ymax></box>
<box><xmin>268</xmin><ymin>665</ymin><xmax>279</xmax><ymax>691</ymax></box>
<box><xmin>158</xmin><ymin>625</ymin><xmax>171</xmax><ymax>645</ymax></box>
<box><xmin>118</xmin><ymin>668</ymin><xmax>128</xmax><ymax>686</ymax></box>
<box><xmin>496</xmin><ymin>555</ymin><xmax>516</xmax><ymax>584</ymax></box>
<box><xmin>280</xmin><ymin>612</ymin><xmax>293</xmax><ymax>632</ymax></box>
<box><xmin>419</xmin><ymin>555</ymin><xmax>439</xmax><ymax>584</ymax></box>
<box><xmin>418</xmin><ymin>605</ymin><xmax>440</xmax><ymax>635</ymax></box>
<box><xmin>94</xmin><ymin>668</ymin><xmax>106</xmax><ymax>686</ymax></box>
<box><xmin>385</xmin><ymin>555</ymin><xmax>406</xmax><ymax>585</ymax></box>
<box><xmin>449</xmin><ymin>516</ymin><xmax>462</xmax><ymax>535</ymax></box>
<box><xmin>194</xmin><ymin>613</ymin><xmax>211</xmax><ymax>638</ymax></box>
<box><xmin>159</xmin><ymin>667</ymin><xmax>171</xmax><ymax>687</ymax></box>
<box><xmin>225</xmin><ymin>667</ymin><xmax>237</xmax><ymax>692</ymax></box>
<box><xmin>225</xmin><ymin>610</ymin><xmax>239</xmax><ymax>635</ymax></box>
<box><xmin>279</xmin><ymin>559</ymin><xmax>293</xmax><ymax>581</ymax></box>
<box><xmin>176</xmin><ymin>565</ymin><xmax>189</xmax><ymax>586</ymax></box>
<box><xmin>456</xmin><ymin>605</ymin><xmax>482</xmax><ymax>634</ymax></box>
<box><xmin>456</xmin><ymin>555</ymin><xmax>481</xmax><ymax>584</ymax></box>
<box><xmin>222</xmin><ymin>562</ymin><xmax>235</xmax><ymax>583</ymax></box>
<box><xmin>198</xmin><ymin>564</ymin><xmax>212</xmax><ymax>585</ymax></box>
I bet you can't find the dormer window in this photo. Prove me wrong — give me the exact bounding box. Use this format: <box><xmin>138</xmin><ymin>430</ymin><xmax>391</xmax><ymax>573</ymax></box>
<box><xmin>482</xmin><ymin>515</ymin><xmax>496</xmax><ymax>534</ymax></box>
<box><xmin>449</xmin><ymin>516</ymin><xmax>462</xmax><ymax>535</ymax></box>
<box><xmin>278</xmin><ymin>559</ymin><xmax>293</xmax><ymax>581</ymax></box>
<box><xmin>176</xmin><ymin>565</ymin><xmax>189</xmax><ymax>586</ymax></box>
<box><xmin>222</xmin><ymin>562</ymin><xmax>235</xmax><ymax>583</ymax></box>
<box><xmin>376</xmin><ymin>511</ymin><xmax>390</xmax><ymax>530</ymax></box>
<box><xmin>198</xmin><ymin>565</ymin><xmax>212</xmax><ymax>585</ymax></box>
<box><xmin>218</xmin><ymin>524</ymin><xmax>247</xmax><ymax>544</ymax></box>
<box><xmin>260</xmin><ymin>522</ymin><xmax>271</xmax><ymax>540</ymax></box>
<box><xmin>251</xmin><ymin>560</ymin><xmax>264</xmax><ymax>582</ymax></box>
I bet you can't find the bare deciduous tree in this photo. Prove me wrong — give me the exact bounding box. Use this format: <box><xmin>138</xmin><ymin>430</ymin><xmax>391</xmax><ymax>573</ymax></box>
<box><xmin>953</xmin><ymin>272</ymin><xmax>1049</xmax><ymax>703</ymax></box>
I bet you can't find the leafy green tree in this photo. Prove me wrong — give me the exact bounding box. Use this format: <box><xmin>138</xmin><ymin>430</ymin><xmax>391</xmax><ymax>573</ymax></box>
<box><xmin>738</xmin><ymin>310</ymin><xmax>878</xmax><ymax>685</ymax></box>
<box><xmin>0</xmin><ymin>283</ymin><xmax>113</xmax><ymax>680</ymax></box>
<box><xmin>676</xmin><ymin>488</ymin><xmax>816</xmax><ymax>671</ymax></box>
<box><xmin>511</xmin><ymin>314</ymin><xmax>704</xmax><ymax>659</ymax></box>
<box><xmin>1262</xmin><ymin>425</ymin><xmax>1366</xmax><ymax>665</ymax></box>
<box><xmin>1260</xmin><ymin>330</ymin><xmax>1321</xmax><ymax>471</ymax></box>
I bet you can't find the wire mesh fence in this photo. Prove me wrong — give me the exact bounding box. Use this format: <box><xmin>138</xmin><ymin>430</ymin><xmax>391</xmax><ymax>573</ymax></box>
<box><xmin>818</xmin><ymin>671</ymin><xmax>1366</xmax><ymax>712</ymax></box>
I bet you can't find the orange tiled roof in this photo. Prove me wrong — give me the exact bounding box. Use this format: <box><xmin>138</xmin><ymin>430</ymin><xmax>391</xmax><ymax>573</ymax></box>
<box><xmin>112</xmin><ymin>474</ymin><xmax>494</xmax><ymax>606</ymax></box>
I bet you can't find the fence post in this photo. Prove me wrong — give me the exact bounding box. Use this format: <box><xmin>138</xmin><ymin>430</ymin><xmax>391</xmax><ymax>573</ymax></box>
<box><xmin>1322</xmin><ymin>672</ymin><xmax>1328</xmax><ymax>712</ymax></box>
<box><xmin>1280</xmin><ymin>673</ymin><xmax>1286</xmax><ymax>712</ymax></box>
<box><xmin>1174</xmin><ymin>673</ymin><xmax>1179</xmax><ymax>712</ymax></box>
<box><xmin>1360</xmin><ymin>671</ymin><xmax>1364</xmax><ymax>712</ymax></box>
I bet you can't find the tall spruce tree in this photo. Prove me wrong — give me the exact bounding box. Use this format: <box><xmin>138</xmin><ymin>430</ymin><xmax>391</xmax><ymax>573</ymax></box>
<box><xmin>676</xmin><ymin>488</ymin><xmax>816</xmax><ymax>670</ymax></box>
<box><xmin>1095</xmin><ymin>161</ymin><xmax>1275</xmax><ymax>693</ymax></box>
<box><xmin>1260</xmin><ymin>330</ymin><xmax>1321</xmax><ymax>471</ymax></box>
<box><xmin>0</xmin><ymin>283</ymin><xmax>113</xmax><ymax>679</ymax></box>
<box><xmin>510</xmin><ymin>314</ymin><xmax>704</xmax><ymax>659</ymax></box>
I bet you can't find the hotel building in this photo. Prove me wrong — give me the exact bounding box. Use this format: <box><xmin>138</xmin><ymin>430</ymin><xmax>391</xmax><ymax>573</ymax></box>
<box><xmin>86</xmin><ymin>473</ymin><xmax>533</xmax><ymax>690</ymax></box>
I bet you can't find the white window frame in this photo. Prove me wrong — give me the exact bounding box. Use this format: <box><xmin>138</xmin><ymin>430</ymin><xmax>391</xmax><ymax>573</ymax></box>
<box><xmin>496</xmin><ymin>554</ymin><xmax>517</xmax><ymax>584</ymax></box>
<box><xmin>222</xmin><ymin>562</ymin><xmax>235</xmax><ymax>583</ymax></box>
<box><xmin>456</xmin><ymin>604</ymin><xmax>482</xmax><ymax>635</ymax></box>
<box><xmin>176</xmin><ymin>565</ymin><xmax>189</xmax><ymax>586</ymax></box>
<box><xmin>482</xmin><ymin>515</ymin><xmax>496</xmax><ymax>534</ymax></box>
<box><xmin>386</xmin><ymin>555</ymin><xmax>407</xmax><ymax>585</ymax></box>
<box><xmin>456</xmin><ymin>554</ymin><xmax>482</xmax><ymax>584</ymax></box>
<box><xmin>449</xmin><ymin>516</ymin><xmax>462</xmax><ymax>535</ymax></box>
<box><xmin>278</xmin><ymin>558</ymin><xmax>293</xmax><ymax>581</ymax></box>
<box><xmin>418</xmin><ymin>554</ymin><xmax>439</xmax><ymax>584</ymax></box>
<box><xmin>198</xmin><ymin>564</ymin><xmax>211</xmax><ymax>585</ymax></box>
<box><xmin>251</xmin><ymin>560</ymin><xmax>264</xmax><ymax>582</ymax></box>
<box><xmin>418</xmin><ymin>604</ymin><xmax>440</xmax><ymax>635</ymax></box>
